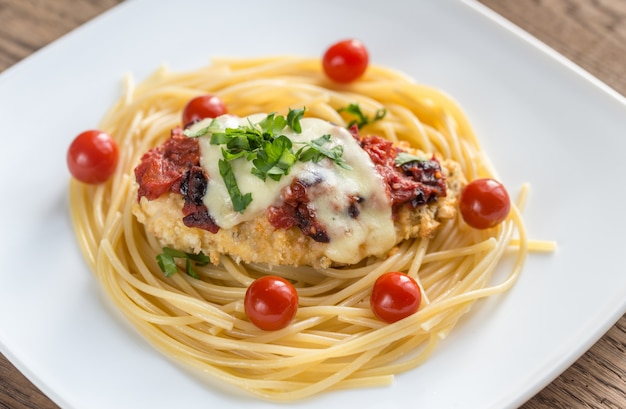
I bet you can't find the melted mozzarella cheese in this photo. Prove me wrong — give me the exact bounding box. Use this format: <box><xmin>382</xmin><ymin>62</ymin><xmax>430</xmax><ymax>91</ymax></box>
<box><xmin>192</xmin><ymin>114</ymin><xmax>396</xmax><ymax>264</ymax></box>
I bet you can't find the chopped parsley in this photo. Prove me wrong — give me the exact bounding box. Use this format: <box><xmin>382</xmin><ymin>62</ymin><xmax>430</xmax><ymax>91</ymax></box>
<box><xmin>296</xmin><ymin>134</ymin><xmax>351</xmax><ymax>170</ymax></box>
<box><xmin>251</xmin><ymin>135</ymin><xmax>297</xmax><ymax>182</ymax></box>
<box><xmin>218</xmin><ymin>159</ymin><xmax>253</xmax><ymax>212</ymax></box>
<box><xmin>395</xmin><ymin>151</ymin><xmax>425</xmax><ymax>166</ymax></box>
<box><xmin>287</xmin><ymin>107</ymin><xmax>305</xmax><ymax>132</ymax></box>
<box><xmin>184</xmin><ymin>107</ymin><xmax>352</xmax><ymax>213</ymax></box>
<box><xmin>156</xmin><ymin>247</ymin><xmax>210</xmax><ymax>279</ymax></box>
<box><xmin>338</xmin><ymin>103</ymin><xmax>387</xmax><ymax>129</ymax></box>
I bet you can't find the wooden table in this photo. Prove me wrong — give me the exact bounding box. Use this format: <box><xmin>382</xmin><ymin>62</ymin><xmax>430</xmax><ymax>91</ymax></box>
<box><xmin>1</xmin><ymin>0</ymin><xmax>624</xmax><ymax>407</ymax></box>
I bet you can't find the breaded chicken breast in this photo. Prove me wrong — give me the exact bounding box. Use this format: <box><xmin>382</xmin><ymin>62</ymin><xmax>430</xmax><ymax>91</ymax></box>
<box><xmin>132</xmin><ymin>112</ymin><xmax>464</xmax><ymax>268</ymax></box>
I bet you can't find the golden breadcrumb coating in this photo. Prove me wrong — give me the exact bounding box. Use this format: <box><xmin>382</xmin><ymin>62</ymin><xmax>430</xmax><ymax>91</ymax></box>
<box><xmin>132</xmin><ymin>158</ymin><xmax>464</xmax><ymax>269</ymax></box>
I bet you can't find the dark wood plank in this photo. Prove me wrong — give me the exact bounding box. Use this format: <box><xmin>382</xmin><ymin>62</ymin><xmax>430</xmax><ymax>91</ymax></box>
<box><xmin>0</xmin><ymin>0</ymin><xmax>123</xmax><ymax>71</ymax></box>
<box><xmin>478</xmin><ymin>0</ymin><xmax>626</xmax><ymax>96</ymax></box>
<box><xmin>522</xmin><ymin>316</ymin><xmax>626</xmax><ymax>408</ymax></box>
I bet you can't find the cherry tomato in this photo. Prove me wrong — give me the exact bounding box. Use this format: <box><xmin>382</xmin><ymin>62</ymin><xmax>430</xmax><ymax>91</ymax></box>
<box><xmin>244</xmin><ymin>275</ymin><xmax>299</xmax><ymax>331</ymax></box>
<box><xmin>182</xmin><ymin>95</ymin><xmax>227</xmax><ymax>126</ymax></box>
<box><xmin>322</xmin><ymin>39</ymin><xmax>369</xmax><ymax>83</ymax></box>
<box><xmin>67</xmin><ymin>130</ymin><xmax>119</xmax><ymax>184</ymax></box>
<box><xmin>459</xmin><ymin>178</ymin><xmax>511</xmax><ymax>229</ymax></box>
<box><xmin>370</xmin><ymin>272</ymin><xmax>421</xmax><ymax>323</ymax></box>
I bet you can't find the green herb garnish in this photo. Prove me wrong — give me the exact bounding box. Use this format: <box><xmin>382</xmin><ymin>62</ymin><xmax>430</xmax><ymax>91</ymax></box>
<box><xmin>297</xmin><ymin>134</ymin><xmax>352</xmax><ymax>170</ymax></box>
<box><xmin>338</xmin><ymin>103</ymin><xmax>387</xmax><ymax>129</ymax></box>
<box><xmin>395</xmin><ymin>151</ymin><xmax>425</xmax><ymax>166</ymax></box>
<box><xmin>183</xmin><ymin>119</ymin><xmax>219</xmax><ymax>138</ymax></box>
<box><xmin>286</xmin><ymin>107</ymin><xmax>305</xmax><ymax>133</ymax></box>
<box><xmin>156</xmin><ymin>247</ymin><xmax>210</xmax><ymax>278</ymax></box>
<box><xmin>251</xmin><ymin>135</ymin><xmax>297</xmax><ymax>181</ymax></box>
<box><xmin>218</xmin><ymin>159</ymin><xmax>253</xmax><ymax>212</ymax></box>
<box><xmin>189</xmin><ymin>107</ymin><xmax>351</xmax><ymax>212</ymax></box>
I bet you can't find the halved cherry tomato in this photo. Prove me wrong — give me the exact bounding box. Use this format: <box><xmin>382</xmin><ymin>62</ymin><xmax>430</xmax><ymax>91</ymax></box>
<box><xmin>244</xmin><ymin>275</ymin><xmax>299</xmax><ymax>331</ymax></box>
<box><xmin>322</xmin><ymin>39</ymin><xmax>369</xmax><ymax>83</ymax></box>
<box><xmin>182</xmin><ymin>94</ymin><xmax>227</xmax><ymax>126</ymax></box>
<box><xmin>67</xmin><ymin>130</ymin><xmax>119</xmax><ymax>184</ymax></box>
<box><xmin>459</xmin><ymin>178</ymin><xmax>511</xmax><ymax>229</ymax></box>
<box><xmin>370</xmin><ymin>272</ymin><xmax>421</xmax><ymax>323</ymax></box>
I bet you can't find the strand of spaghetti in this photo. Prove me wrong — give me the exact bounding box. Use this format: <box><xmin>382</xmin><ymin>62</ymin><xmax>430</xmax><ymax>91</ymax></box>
<box><xmin>294</xmin><ymin>278</ymin><xmax>349</xmax><ymax>299</ymax></box>
<box><xmin>428</xmin><ymin>218</ymin><xmax>474</xmax><ymax>254</ymax></box>
<box><xmin>422</xmin><ymin>237</ymin><xmax>497</xmax><ymax>264</ymax></box>
<box><xmin>173</xmin><ymin>275</ymin><xmax>246</xmax><ymax>301</ymax></box>
<box><xmin>102</xmin><ymin>175</ymin><xmax>132</xmax><ymax>236</ymax></box>
<box><xmin>255</xmin><ymin>345</ymin><xmax>387</xmax><ymax>401</ymax></box>
<box><xmin>128</xmin><ymin>286</ymin><xmax>454</xmax><ymax>396</ymax></box>
<box><xmin>205</xmin><ymin>298</ymin><xmax>484</xmax><ymax>370</ymax></box>
<box><xmin>421</xmin><ymin>257</ymin><xmax>469</xmax><ymax>296</ymax></box>
<box><xmin>392</xmin><ymin>108</ymin><xmax>452</xmax><ymax>158</ymax></box>
<box><xmin>407</xmin><ymin>237</ymin><xmax>431</xmax><ymax>304</ymax></box>
<box><xmin>418</xmin><ymin>227</ymin><xmax>514</xmax><ymax>330</ymax></box>
<box><xmin>220</xmin><ymin>257</ymin><xmax>256</xmax><ymax>287</ymax></box>
<box><xmin>365</xmin><ymin>62</ymin><xmax>423</xmax><ymax>83</ymax></box>
<box><xmin>425</xmin><ymin>207</ymin><xmax>527</xmax><ymax>320</ymax></box>
<box><xmin>115</xmin><ymin>279</ymin><xmax>206</xmax><ymax>326</ymax></box>
<box><xmin>440</xmin><ymin>113</ymin><xmax>469</xmax><ymax>173</ymax></box>
<box><xmin>336</xmin><ymin>315</ymin><xmax>385</xmax><ymax>331</ymax></box>
<box><xmin>269</xmin><ymin>329</ymin><xmax>361</xmax><ymax>349</ymax></box>
<box><xmin>105</xmin><ymin>210</ymin><xmax>196</xmax><ymax>318</ymax></box>
<box><xmin>230</xmin><ymin>312</ymin><xmax>345</xmax><ymax>346</ymax></box>
<box><xmin>399</xmin><ymin>83</ymin><xmax>479</xmax><ymax>148</ymax></box>
<box><xmin>101</xmin><ymin>238</ymin><xmax>236</xmax><ymax>330</ymax></box>
<box><xmin>69</xmin><ymin>182</ymin><xmax>98</xmax><ymax>269</ymax></box>
<box><xmin>113</xmin><ymin>112</ymin><xmax>145</xmax><ymax>170</ymax></box>
<box><xmin>510</xmin><ymin>239</ymin><xmax>556</xmax><ymax>252</ymax></box>
<box><xmin>215</xmin><ymin>56</ymin><xmax>320</xmax><ymax>77</ymax></box>
<box><xmin>319</xmin><ymin>244</ymin><xmax>414</xmax><ymax>306</ymax></box>
<box><xmin>90</xmin><ymin>180</ymin><xmax>108</xmax><ymax>234</ymax></box>
<box><xmin>435</xmin><ymin>221</ymin><xmax>512</xmax><ymax>298</ymax></box>
<box><xmin>210</xmin><ymin>351</ymin><xmax>392</xmax><ymax>394</ymax></box>
<box><xmin>356</xmin><ymin>332</ymin><xmax>440</xmax><ymax>377</ymax></box>
<box><xmin>247</xmin><ymin>262</ymin><xmax>330</xmax><ymax>283</ymax></box>
<box><xmin>443</xmin><ymin>113</ymin><xmax>482</xmax><ymax>180</ymax></box>
<box><xmin>141</xmin><ymin>302</ymin><xmax>422</xmax><ymax>368</ymax></box>
<box><xmin>384</xmin><ymin>102</ymin><xmax>434</xmax><ymax>152</ymax></box>
<box><xmin>296</xmin><ymin>305</ymin><xmax>372</xmax><ymax>319</ymax></box>
<box><xmin>122</xmin><ymin>192</ymin><xmax>186</xmax><ymax>290</ymax></box>
<box><xmin>142</xmin><ymin>64</ymin><xmax>232</xmax><ymax>90</ymax></box>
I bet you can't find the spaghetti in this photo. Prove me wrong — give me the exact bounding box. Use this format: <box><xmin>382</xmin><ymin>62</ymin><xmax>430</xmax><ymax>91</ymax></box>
<box><xmin>69</xmin><ymin>55</ymin><xmax>548</xmax><ymax>401</ymax></box>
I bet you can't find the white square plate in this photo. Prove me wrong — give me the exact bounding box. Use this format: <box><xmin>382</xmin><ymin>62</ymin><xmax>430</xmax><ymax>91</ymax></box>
<box><xmin>1</xmin><ymin>1</ymin><xmax>625</xmax><ymax>408</ymax></box>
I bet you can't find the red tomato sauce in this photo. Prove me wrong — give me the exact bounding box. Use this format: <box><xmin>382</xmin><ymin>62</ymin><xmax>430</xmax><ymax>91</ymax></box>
<box><xmin>358</xmin><ymin>133</ymin><xmax>446</xmax><ymax>212</ymax></box>
<box><xmin>134</xmin><ymin>127</ymin><xmax>447</xmax><ymax>236</ymax></box>
<box><xmin>134</xmin><ymin>128</ymin><xmax>219</xmax><ymax>233</ymax></box>
<box><xmin>134</xmin><ymin>128</ymin><xmax>200</xmax><ymax>200</ymax></box>
<box><xmin>267</xmin><ymin>178</ymin><xmax>330</xmax><ymax>243</ymax></box>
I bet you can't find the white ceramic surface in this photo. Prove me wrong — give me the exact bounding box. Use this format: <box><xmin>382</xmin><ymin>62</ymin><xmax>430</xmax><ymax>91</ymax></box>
<box><xmin>1</xmin><ymin>1</ymin><xmax>625</xmax><ymax>408</ymax></box>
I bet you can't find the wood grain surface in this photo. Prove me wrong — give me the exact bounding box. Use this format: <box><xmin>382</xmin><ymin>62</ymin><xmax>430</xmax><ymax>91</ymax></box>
<box><xmin>0</xmin><ymin>0</ymin><xmax>625</xmax><ymax>408</ymax></box>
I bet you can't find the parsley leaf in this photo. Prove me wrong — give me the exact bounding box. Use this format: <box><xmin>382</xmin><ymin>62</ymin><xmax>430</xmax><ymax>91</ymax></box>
<box><xmin>258</xmin><ymin>112</ymin><xmax>287</xmax><ymax>137</ymax></box>
<box><xmin>395</xmin><ymin>151</ymin><xmax>425</xmax><ymax>166</ymax></box>
<box><xmin>287</xmin><ymin>107</ymin><xmax>305</xmax><ymax>133</ymax></box>
<box><xmin>218</xmin><ymin>159</ymin><xmax>253</xmax><ymax>212</ymax></box>
<box><xmin>156</xmin><ymin>252</ymin><xmax>178</xmax><ymax>277</ymax></box>
<box><xmin>183</xmin><ymin>119</ymin><xmax>219</xmax><ymax>138</ymax></box>
<box><xmin>297</xmin><ymin>135</ymin><xmax>352</xmax><ymax>170</ymax></box>
<box><xmin>251</xmin><ymin>135</ymin><xmax>297</xmax><ymax>181</ymax></box>
<box><xmin>156</xmin><ymin>247</ymin><xmax>210</xmax><ymax>278</ymax></box>
<box><xmin>338</xmin><ymin>103</ymin><xmax>387</xmax><ymax>129</ymax></box>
